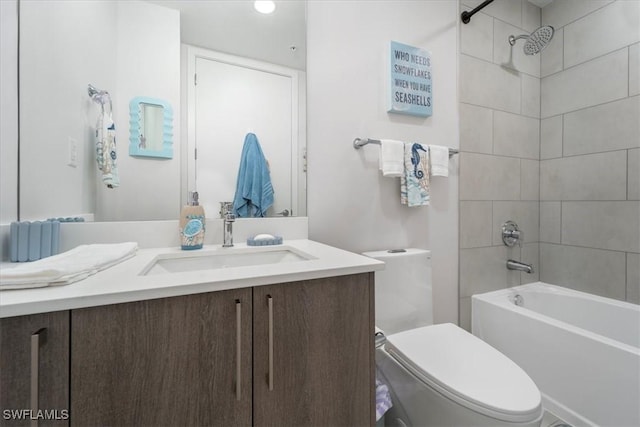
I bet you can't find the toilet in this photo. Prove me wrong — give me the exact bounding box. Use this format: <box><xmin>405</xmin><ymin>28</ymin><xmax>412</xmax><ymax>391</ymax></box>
<box><xmin>364</xmin><ymin>249</ymin><xmax>543</xmax><ymax>427</ymax></box>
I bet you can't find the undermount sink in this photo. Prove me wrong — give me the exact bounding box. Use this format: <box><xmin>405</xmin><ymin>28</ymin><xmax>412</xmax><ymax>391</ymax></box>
<box><xmin>141</xmin><ymin>246</ymin><xmax>314</xmax><ymax>276</ymax></box>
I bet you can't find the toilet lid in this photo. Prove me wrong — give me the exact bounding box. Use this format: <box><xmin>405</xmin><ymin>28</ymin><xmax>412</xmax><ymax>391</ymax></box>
<box><xmin>385</xmin><ymin>323</ymin><xmax>542</xmax><ymax>423</ymax></box>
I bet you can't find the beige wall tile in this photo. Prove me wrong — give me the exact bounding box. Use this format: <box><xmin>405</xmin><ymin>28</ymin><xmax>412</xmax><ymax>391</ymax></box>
<box><xmin>520</xmin><ymin>242</ymin><xmax>539</xmax><ymax>284</ymax></box>
<box><xmin>541</xmin><ymin>48</ymin><xmax>628</xmax><ymax>117</ymax></box>
<box><xmin>460</xmin><ymin>201</ymin><xmax>493</xmax><ymax>249</ymax></box>
<box><xmin>460</xmin><ymin>246</ymin><xmax>521</xmax><ymax>298</ymax></box>
<box><xmin>542</xmin><ymin>0</ymin><xmax>614</xmax><ymax>30</ymax></box>
<box><xmin>564</xmin><ymin>0</ymin><xmax>640</xmax><ymax>68</ymax></box>
<box><xmin>540</xmin><ymin>201</ymin><xmax>561</xmax><ymax>244</ymax></box>
<box><xmin>521</xmin><ymin>159</ymin><xmax>540</xmax><ymax>201</ymax></box>
<box><xmin>631</xmin><ymin>43</ymin><xmax>639</xmax><ymax>96</ymax></box>
<box><xmin>540</xmin><ymin>243</ymin><xmax>627</xmax><ymax>300</ymax></box>
<box><xmin>460</xmin><ymin>103</ymin><xmax>493</xmax><ymax>154</ymax></box>
<box><xmin>562</xmin><ymin>201</ymin><xmax>640</xmax><ymax>253</ymax></box>
<box><xmin>460</xmin><ymin>153</ymin><xmax>521</xmax><ymax>200</ymax></box>
<box><xmin>461</xmin><ymin>55</ymin><xmax>521</xmax><ymax>113</ymax></box>
<box><xmin>627</xmin><ymin>252</ymin><xmax>640</xmax><ymax>304</ymax></box>
<box><xmin>563</xmin><ymin>96</ymin><xmax>640</xmax><ymax>156</ymax></box>
<box><xmin>540</xmin><ymin>151</ymin><xmax>627</xmax><ymax>200</ymax></box>
<box><xmin>461</xmin><ymin>11</ymin><xmax>494</xmax><ymax>62</ymax></box>
<box><xmin>521</xmin><ymin>73</ymin><xmax>541</xmax><ymax>118</ymax></box>
<box><xmin>522</xmin><ymin>0</ymin><xmax>541</xmax><ymax>33</ymax></box>
<box><xmin>493</xmin><ymin>111</ymin><xmax>540</xmax><ymax>159</ymax></box>
<box><xmin>541</xmin><ymin>115</ymin><xmax>563</xmax><ymax>159</ymax></box>
<box><xmin>459</xmin><ymin>297</ymin><xmax>472</xmax><ymax>331</ymax></box>
<box><xmin>629</xmin><ymin>148</ymin><xmax>640</xmax><ymax>200</ymax></box>
<box><xmin>541</xmin><ymin>27</ymin><xmax>563</xmax><ymax>77</ymax></box>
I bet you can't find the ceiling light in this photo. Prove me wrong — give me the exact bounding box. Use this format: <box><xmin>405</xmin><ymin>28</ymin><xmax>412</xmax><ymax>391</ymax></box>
<box><xmin>254</xmin><ymin>1</ymin><xmax>275</xmax><ymax>14</ymax></box>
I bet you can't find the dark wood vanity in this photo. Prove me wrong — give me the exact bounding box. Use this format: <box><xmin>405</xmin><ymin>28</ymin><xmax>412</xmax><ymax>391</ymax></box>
<box><xmin>1</xmin><ymin>273</ymin><xmax>375</xmax><ymax>427</ymax></box>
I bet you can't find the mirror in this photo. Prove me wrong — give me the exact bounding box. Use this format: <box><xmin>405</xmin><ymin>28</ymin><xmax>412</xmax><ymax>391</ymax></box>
<box><xmin>129</xmin><ymin>97</ymin><xmax>173</xmax><ymax>159</ymax></box>
<box><xmin>18</xmin><ymin>0</ymin><xmax>306</xmax><ymax>222</ymax></box>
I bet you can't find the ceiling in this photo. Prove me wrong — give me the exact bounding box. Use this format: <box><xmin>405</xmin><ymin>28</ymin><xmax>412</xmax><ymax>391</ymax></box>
<box><xmin>146</xmin><ymin>1</ymin><xmax>306</xmax><ymax>70</ymax></box>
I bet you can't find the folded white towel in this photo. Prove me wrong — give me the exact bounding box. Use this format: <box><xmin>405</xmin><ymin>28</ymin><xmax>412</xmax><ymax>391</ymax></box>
<box><xmin>0</xmin><ymin>242</ymin><xmax>138</xmax><ymax>290</ymax></box>
<box><xmin>429</xmin><ymin>145</ymin><xmax>449</xmax><ymax>177</ymax></box>
<box><xmin>379</xmin><ymin>139</ymin><xmax>404</xmax><ymax>177</ymax></box>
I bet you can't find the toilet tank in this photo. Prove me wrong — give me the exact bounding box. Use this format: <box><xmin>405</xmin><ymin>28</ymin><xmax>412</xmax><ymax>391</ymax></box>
<box><xmin>363</xmin><ymin>249</ymin><xmax>433</xmax><ymax>335</ymax></box>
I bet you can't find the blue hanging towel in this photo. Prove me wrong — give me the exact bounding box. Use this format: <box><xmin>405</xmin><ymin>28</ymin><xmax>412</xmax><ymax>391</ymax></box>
<box><xmin>232</xmin><ymin>133</ymin><xmax>274</xmax><ymax>217</ymax></box>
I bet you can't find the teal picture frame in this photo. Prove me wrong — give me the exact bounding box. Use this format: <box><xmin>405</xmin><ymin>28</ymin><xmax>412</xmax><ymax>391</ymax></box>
<box><xmin>129</xmin><ymin>96</ymin><xmax>173</xmax><ymax>158</ymax></box>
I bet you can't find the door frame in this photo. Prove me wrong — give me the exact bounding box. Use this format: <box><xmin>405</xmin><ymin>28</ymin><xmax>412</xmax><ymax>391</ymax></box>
<box><xmin>182</xmin><ymin>44</ymin><xmax>303</xmax><ymax>217</ymax></box>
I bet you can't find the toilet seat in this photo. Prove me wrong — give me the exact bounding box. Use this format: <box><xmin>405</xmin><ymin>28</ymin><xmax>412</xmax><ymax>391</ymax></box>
<box><xmin>384</xmin><ymin>323</ymin><xmax>542</xmax><ymax>423</ymax></box>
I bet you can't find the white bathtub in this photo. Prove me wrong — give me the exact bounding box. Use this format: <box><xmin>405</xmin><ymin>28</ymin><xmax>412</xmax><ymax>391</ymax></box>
<box><xmin>472</xmin><ymin>282</ymin><xmax>640</xmax><ymax>427</ymax></box>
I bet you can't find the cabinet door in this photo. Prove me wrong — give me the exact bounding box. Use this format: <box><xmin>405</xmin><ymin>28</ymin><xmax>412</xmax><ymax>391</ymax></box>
<box><xmin>253</xmin><ymin>273</ymin><xmax>374</xmax><ymax>427</ymax></box>
<box><xmin>0</xmin><ymin>311</ymin><xmax>70</xmax><ymax>427</ymax></box>
<box><xmin>71</xmin><ymin>289</ymin><xmax>252</xmax><ymax>427</ymax></box>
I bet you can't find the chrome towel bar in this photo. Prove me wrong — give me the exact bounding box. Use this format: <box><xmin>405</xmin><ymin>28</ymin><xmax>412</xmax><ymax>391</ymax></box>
<box><xmin>353</xmin><ymin>138</ymin><xmax>459</xmax><ymax>158</ymax></box>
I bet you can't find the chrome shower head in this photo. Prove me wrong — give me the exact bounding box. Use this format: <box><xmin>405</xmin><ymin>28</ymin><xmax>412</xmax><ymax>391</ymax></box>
<box><xmin>509</xmin><ymin>25</ymin><xmax>554</xmax><ymax>55</ymax></box>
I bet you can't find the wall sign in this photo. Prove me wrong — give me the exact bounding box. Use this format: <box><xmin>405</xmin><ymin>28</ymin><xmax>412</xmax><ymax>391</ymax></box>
<box><xmin>388</xmin><ymin>41</ymin><xmax>432</xmax><ymax>118</ymax></box>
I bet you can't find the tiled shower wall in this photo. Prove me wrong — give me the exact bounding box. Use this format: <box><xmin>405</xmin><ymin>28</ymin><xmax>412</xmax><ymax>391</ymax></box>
<box><xmin>458</xmin><ymin>0</ymin><xmax>543</xmax><ymax>330</ymax></box>
<box><xmin>458</xmin><ymin>0</ymin><xmax>640</xmax><ymax>330</ymax></box>
<box><xmin>539</xmin><ymin>0</ymin><xmax>640</xmax><ymax>303</ymax></box>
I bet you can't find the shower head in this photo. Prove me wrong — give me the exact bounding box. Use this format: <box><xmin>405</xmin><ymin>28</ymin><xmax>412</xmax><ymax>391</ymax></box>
<box><xmin>509</xmin><ymin>25</ymin><xmax>554</xmax><ymax>55</ymax></box>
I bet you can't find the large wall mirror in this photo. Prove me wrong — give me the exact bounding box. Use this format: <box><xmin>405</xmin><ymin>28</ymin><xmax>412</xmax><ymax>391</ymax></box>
<box><xmin>18</xmin><ymin>0</ymin><xmax>306</xmax><ymax>222</ymax></box>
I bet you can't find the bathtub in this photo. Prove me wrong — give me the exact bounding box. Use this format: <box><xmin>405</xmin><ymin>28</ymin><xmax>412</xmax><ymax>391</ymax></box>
<box><xmin>472</xmin><ymin>282</ymin><xmax>640</xmax><ymax>427</ymax></box>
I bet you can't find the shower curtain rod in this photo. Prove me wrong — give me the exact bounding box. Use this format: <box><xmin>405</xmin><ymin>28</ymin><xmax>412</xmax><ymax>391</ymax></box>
<box><xmin>461</xmin><ymin>0</ymin><xmax>494</xmax><ymax>24</ymax></box>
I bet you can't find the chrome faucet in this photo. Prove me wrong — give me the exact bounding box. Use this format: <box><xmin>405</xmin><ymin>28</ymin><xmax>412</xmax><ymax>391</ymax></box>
<box><xmin>507</xmin><ymin>259</ymin><xmax>534</xmax><ymax>274</ymax></box>
<box><xmin>220</xmin><ymin>202</ymin><xmax>235</xmax><ymax>247</ymax></box>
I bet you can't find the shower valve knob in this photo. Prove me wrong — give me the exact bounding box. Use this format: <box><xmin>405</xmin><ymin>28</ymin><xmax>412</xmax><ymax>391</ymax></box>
<box><xmin>502</xmin><ymin>221</ymin><xmax>523</xmax><ymax>247</ymax></box>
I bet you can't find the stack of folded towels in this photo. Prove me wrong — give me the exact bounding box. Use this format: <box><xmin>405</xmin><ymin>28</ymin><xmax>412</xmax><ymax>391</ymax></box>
<box><xmin>0</xmin><ymin>242</ymin><xmax>138</xmax><ymax>290</ymax></box>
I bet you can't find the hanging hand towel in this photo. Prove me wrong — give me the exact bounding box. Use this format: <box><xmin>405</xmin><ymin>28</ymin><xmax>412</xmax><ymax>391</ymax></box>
<box><xmin>233</xmin><ymin>133</ymin><xmax>274</xmax><ymax>217</ymax></box>
<box><xmin>379</xmin><ymin>139</ymin><xmax>404</xmax><ymax>177</ymax></box>
<box><xmin>95</xmin><ymin>110</ymin><xmax>120</xmax><ymax>188</ymax></box>
<box><xmin>429</xmin><ymin>145</ymin><xmax>449</xmax><ymax>177</ymax></box>
<box><xmin>0</xmin><ymin>242</ymin><xmax>138</xmax><ymax>290</ymax></box>
<box><xmin>401</xmin><ymin>142</ymin><xmax>430</xmax><ymax>206</ymax></box>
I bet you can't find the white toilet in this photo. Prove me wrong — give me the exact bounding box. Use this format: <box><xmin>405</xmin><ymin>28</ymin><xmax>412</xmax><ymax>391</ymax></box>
<box><xmin>365</xmin><ymin>249</ymin><xmax>543</xmax><ymax>427</ymax></box>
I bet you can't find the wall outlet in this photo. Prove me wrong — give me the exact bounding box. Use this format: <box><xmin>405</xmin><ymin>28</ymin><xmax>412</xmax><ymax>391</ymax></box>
<box><xmin>67</xmin><ymin>138</ymin><xmax>78</xmax><ymax>168</ymax></box>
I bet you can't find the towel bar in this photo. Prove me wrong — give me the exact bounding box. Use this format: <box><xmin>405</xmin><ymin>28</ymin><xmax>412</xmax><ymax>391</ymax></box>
<box><xmin>353</xmin><ymin>138</ymin><xmax>459</xmax><ymax>158</ymax></box>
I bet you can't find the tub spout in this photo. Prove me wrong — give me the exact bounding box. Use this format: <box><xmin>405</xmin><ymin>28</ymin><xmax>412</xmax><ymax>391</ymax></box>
<box><xmin>507</xmin><ymin>259</ymin><xmax>534</xmax><ymax>274</ymax></box>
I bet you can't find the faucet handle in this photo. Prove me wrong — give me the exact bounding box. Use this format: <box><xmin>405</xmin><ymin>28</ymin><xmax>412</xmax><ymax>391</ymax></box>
<box><xmin>502</xmin><ymin>221</ymin><xmax>523</xmax><ymax>247</ymax></box>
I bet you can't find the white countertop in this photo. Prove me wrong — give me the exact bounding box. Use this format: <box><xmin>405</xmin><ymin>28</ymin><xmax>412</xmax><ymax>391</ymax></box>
<box><xmin>0</xmin><ymin>240</ymin><xmax>384</xmax><ymax>318</ymax></box>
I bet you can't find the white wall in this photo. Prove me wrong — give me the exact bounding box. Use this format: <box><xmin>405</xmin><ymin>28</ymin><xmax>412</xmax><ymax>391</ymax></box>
<box><xmin>96</xmin><ymin>1</ymin><xmax>181</xmax><ymax>221</ymax></box>
<box><xmin>307</xmin><ymin>1</ymin><xmax>459</xmax><ymax>324</ymax></box>
<box><xmin>17</xmin><ymin>0</ymin><xmax>180</xmax><ymax>222</ymax></box>
<box><xmin>0</xmin><ymin>0</ymin><xmax>18</xmax><ymax>227</ymax></box>
<box><xmin>19</xmin><ymin>0</ymin><xmax>116</xmax><ymax>221</ymax></box>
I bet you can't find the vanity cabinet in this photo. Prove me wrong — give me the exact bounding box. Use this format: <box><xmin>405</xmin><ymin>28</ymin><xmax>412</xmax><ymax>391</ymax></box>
<box><xmin>70</xmin><ymin>273</ymin><xmax>374</xmax><ymax>426</ymax></box>
<box><xmin>0</xmin><ymin>311</ymin><xmax>70</xmax><ymax>427</ymax></box>
<box><xmin>70</xmin><ymin>288</ymin><xmax>253</xmax><ymax>426</ymax></box>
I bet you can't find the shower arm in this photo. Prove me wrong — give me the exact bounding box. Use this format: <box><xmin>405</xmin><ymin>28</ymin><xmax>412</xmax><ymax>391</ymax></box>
<box><xmin>461</xmin><ymin>0</ymin><xmax>495</xmax><ymax>24</ymax></box>
<box><xmin>508</xmin><ymin>34</ymin><xmax>529</xmax><ymax>46</ymax></box>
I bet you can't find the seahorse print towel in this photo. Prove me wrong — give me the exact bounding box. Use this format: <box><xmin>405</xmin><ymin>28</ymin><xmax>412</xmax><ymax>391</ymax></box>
<box><xmin>400</xmin><ymin>142</ymin><xmax>430</xmax><ymax>206</ymax></box>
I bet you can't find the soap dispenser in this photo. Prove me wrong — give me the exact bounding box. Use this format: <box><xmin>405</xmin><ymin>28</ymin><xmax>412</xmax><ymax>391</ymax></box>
<box><xmin>180</xmin><ymin>191</ymin><xmax>205</xmax><ymax>250</ymax></box>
